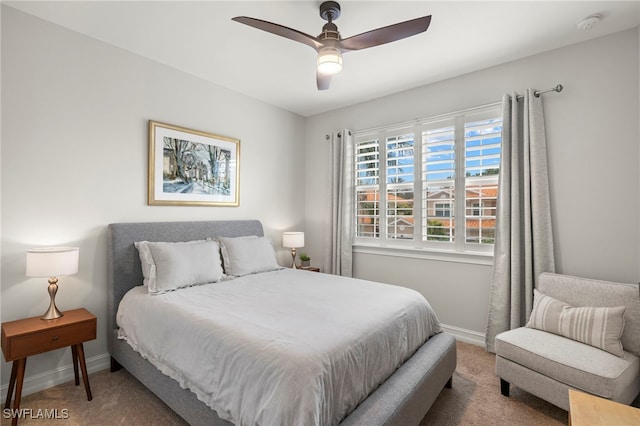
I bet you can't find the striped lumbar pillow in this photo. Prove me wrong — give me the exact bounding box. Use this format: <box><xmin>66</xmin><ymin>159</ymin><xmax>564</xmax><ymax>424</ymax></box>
<box><xmin>526</xmin><ymin>289</ymin><xmax>626</xmax><ymax>357</ymax></box>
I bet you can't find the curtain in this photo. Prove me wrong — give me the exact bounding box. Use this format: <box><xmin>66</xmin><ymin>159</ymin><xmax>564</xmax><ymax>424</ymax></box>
<box><xmin>485</xmin><ymin>90</ymin><xmax>555</xmax><ymax>352</ymax></box>
<box><xmin>324</xmin><ymin>130</ymin><xmax>354</xmax><ymax>277</ymax></box>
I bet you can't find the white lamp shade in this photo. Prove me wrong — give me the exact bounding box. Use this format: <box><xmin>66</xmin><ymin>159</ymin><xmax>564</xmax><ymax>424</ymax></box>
<box><xmin>317</xmin><ymin>47</ymin><xmax>343</xmax><ymax>75</ymax></box>
<box><xmin>26</xmin><ymin>247</ymin><xmax>79</xmax><ymax>277</ymax></box>
<box><xmin>282</xmin><ymin>232</ymin><xmax>304</xmax><ymax>248</ymax></box>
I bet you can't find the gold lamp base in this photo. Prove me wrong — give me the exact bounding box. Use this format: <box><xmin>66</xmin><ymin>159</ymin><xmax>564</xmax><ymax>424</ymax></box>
<box><xmin>290</xmin><ymin>248</ymin><xmax>298</xmax><ymax>269</ymax></box>
<box><xmin>42</xmin><ymin>277</ymin><xmax>63</xmax><ymax>320</ymax></box>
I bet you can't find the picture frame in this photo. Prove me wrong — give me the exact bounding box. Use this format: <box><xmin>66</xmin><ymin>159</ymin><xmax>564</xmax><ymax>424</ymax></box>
<box><xmin>148</xmin><ymin>120</ymin><xmax>240</xmax><ymax>206</ymax></box>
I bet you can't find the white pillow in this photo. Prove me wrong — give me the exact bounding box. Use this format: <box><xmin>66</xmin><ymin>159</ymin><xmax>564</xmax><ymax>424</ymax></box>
<box><xmin>134</xmin><ymin>240</ymin><xmax>224</xmax><ymax>294</ymax></box>
<box><xmin>135</xmin><ymin>239</ymin><xmax>207</xmax><ymax>286</ymax></box>
<box><xmin>218</xmin><ymin>236</ymin><xmax>282</xmax><ymax>276</ymax></box>
<box><xmin>134</xmin><ymin>240</ymin><xmax>155</xmax><ymax>287</ymax></box>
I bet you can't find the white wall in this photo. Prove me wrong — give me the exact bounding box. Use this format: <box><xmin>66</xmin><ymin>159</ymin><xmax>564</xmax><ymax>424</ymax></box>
<box><xmin>1</xmin><ymin>6</ymin><xmax>305</xmax><ymax>392</ymax></box>
<box><xmin>305</xmin><ymin>28</ymin><xmax>640</xmax><ymax>336</ymax></box>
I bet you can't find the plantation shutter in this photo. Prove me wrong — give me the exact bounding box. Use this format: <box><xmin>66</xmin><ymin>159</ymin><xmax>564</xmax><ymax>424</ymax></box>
<box><xmin>422</xmin><ymin>120</ymin><xmax>456</xmax><ymax>243</ymax></box>
<box><xmin>355</xmin><ymin>136</ymin><xmax>380</xmax><ymax>238</ymax></box>
<box><xmin>463</xmin><ymin>113</ymin><xmax>502</xmax><ymax>246</ymax></box>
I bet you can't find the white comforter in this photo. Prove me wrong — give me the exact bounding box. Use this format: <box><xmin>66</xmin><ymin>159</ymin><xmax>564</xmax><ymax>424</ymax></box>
<box><xmin>117</xmin><ymin>268</ymin><xmax>441</xmax><ymax>426</ymax></box>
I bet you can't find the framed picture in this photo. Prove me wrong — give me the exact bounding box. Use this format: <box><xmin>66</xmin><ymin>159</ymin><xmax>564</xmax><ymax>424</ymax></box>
<box><xmin>148</xmin><ymin>120</ymin><xmax>240</xmax><ymax>206</ymax></box>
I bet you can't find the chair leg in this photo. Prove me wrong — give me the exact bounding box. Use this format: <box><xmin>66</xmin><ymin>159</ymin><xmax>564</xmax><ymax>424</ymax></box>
<box><xmin>500</xmin><ymin>378</ymin><xmax>510</xmax><ymax>397</ymax></box>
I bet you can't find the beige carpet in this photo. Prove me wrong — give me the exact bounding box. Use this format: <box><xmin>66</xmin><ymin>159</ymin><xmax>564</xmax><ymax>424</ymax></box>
<box><xmin>421</xmin><ymin>342</ymin><xmax>566</xmax><ymax>425</ymax></box>
<box><xmin>3</xmin><ymin>341</ymin><xmax>567</xmax><ymax>426</ymax></box>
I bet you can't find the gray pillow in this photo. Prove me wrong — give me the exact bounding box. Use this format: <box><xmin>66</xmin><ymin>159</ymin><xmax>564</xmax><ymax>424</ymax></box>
<box><xmin>527</xmin><ymin>289</ymin><xmax>626</xmax><ymax>357</ymax></box>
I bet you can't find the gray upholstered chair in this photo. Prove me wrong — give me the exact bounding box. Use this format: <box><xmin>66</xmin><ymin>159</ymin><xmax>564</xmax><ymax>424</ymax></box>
<box><xmin>495</xmin><ymin>272</ymin><xmax>640</xmax><ymax>410</ymax></box>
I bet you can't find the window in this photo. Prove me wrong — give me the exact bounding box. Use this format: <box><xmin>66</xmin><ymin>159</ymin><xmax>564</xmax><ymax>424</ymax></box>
<box><xmin>354</xmin><ymin>104</ymin><xmax>502</xmax><ymax>254</ymax></box>
<box><xmin>435</xmin><ymin>203</ymin><xmax>452</xmax><ymax>217</ymax></box>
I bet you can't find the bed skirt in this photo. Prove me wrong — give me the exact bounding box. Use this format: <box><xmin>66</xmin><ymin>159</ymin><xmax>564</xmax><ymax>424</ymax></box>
<box><xmin>111</xmin><ymin>330</ymin><xmax>456</xmax><ymax>426</ymax></box>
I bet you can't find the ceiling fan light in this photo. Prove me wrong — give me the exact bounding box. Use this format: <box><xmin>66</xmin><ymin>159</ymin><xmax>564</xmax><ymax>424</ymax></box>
<box><xmin>317</xmin><ymin>47</ymin><xmax>343</xmax><ymax>75</ymax></box>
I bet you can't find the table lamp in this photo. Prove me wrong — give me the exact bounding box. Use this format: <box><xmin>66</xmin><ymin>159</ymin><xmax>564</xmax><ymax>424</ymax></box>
<box><xmin>26</xmin><ymin>247</ymin><xmax>79</xmax><ymax>320</ymax></box>
<box><xmin>282</xmin><ymin>232</ymin><xmax>304</xmax><ymax>269</ymax></box>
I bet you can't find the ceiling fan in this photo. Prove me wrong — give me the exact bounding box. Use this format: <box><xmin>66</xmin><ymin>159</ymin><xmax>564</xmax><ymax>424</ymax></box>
<box><xmin>232</xmin><ymin>1</ymin><xmax>432</xmax><ymax>90</ymax></box>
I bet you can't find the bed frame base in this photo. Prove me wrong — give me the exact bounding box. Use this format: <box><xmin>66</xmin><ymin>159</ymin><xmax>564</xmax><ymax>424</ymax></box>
<box><xmin>110</xmin><ymin>357</ymin><xmax>122</xmax><ymax>372</ymax></box>
<box><xmin>111</xmin><ymin>330</ymin><xmax>456</xmax><ymax>426</ymax></box>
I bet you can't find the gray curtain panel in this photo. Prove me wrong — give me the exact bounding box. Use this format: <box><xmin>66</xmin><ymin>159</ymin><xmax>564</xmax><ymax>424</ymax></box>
<box><xmin>485</xmin><ymin>90</ymin><xmax>555</xmax><ymax>352</ymax></box>
<box><xmin>325</xmin><ymin>130</ymin><xmax>354</xmax><ymax>277</ymax></box>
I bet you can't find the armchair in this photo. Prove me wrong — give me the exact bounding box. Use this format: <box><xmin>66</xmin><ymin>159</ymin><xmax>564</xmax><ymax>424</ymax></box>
<box><xmin>495</xmin><ymin>272</ymin><xmax>640</xmax><ymax>410</ymax></box>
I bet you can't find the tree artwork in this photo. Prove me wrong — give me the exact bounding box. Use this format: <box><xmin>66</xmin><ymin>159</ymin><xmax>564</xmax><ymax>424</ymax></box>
<box><xmin>162</xmin><ymin>137</ymin><xmax>231</xmax><ymax>196</ymax></box>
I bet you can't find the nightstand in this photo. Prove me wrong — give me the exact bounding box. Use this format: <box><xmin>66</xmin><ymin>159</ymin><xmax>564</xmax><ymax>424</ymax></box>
<box><xmin>300</xmin><ymin>266</ymin><xmax>320</xmax><ymax>272</ymax></box>
<box><xmin>569</xmin><ymin>389</ymin><xmax>640</xmax><ymax>425</ymax></box>
<box><xmin>1</xmin><ymin>308</ymin><xmax>96</xmax><ymax>425</ymax></box>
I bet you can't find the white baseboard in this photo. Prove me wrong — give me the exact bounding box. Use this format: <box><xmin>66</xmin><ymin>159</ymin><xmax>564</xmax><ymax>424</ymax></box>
<box><xmin>441</xmin><ymin>323</ymin><xmax>486</xmax><ymax>347</ymax></box>
<box><xmin>1</xmin><ymin>353</ymin><xmax>111</xmax><ymax>400</ymax></box>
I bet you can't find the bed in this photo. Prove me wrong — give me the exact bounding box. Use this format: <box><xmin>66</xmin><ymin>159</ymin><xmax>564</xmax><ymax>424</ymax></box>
<box><xmin>107</xmin><ymin>220</ymin><xmax>456</xmax><ymax>426</ymax></box>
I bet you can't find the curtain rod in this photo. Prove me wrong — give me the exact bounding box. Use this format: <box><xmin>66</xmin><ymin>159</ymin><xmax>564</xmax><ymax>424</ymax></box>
<box><xmin>341</xmin><ymin>84</ymin><xmax>563</xmax><ymax>137</ymax></box>
<box><xmin>517</xmin><ymin>84</ymin><xmax>564</xmax><ymax>99</ymax></box>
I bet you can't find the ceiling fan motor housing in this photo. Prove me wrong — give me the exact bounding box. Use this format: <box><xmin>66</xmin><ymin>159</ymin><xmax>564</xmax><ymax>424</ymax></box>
<box><xmin>320</xmin><ymin>23</ymin><xmax>340</xmax><ymax>43</ymax></box>
<box><xmin>319</xmin><ymin>2</ymin><xmax>342</xmax><ymax>44</ymax></box>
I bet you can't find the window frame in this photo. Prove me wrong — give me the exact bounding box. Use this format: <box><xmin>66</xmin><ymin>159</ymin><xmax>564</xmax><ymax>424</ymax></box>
<box><xmin>352</xmin><ymin>102</ymin><xmax>502</xmax><ymax>260</ymax></box>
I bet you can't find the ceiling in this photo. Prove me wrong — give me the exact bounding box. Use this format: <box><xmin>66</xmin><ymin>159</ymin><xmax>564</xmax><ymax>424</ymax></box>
<box><xmin>6</xmin><ymin>1</ymin><xmax>640</xmax><ymax>117</ymax></box>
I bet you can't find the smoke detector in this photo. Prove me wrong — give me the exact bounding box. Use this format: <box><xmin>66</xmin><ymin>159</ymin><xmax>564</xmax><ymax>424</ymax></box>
<box><xmin>577</xmin><ymin>14</ymin><xmax>602</xmax><ymax>31</ymax></box>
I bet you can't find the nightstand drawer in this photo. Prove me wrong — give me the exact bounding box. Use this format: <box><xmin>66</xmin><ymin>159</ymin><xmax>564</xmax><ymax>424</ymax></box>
<box><xmin>6</xmin><ymin>320</ymin><xmax>96</xmax><ymax>360</ymax></box>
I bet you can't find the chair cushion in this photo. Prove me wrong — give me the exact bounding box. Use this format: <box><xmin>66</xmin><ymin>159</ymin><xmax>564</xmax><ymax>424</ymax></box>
<box><xmin>526</xmin><ymin>289</ymin><xmax>626</xmax><ymax>357</ymax></box>
<box><xmin>496</xmin><ymin>327</ymin><xmax>639</xmax><ymax>399</ymax></box>
<box><xmin>538</xmin><ymin>273</ymin><xmax>640</xmax><ymax>356</ymax></box>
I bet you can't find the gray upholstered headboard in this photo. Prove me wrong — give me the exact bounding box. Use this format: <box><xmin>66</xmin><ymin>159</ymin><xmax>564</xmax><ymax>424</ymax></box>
<box><xmin>106</xmin><ymin>220</ymin><xmax>264</xmax><ymax>350</ymax></box>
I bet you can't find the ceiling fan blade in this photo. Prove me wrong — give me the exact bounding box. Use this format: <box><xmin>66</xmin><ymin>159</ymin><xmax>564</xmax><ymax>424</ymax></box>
<box><xmin>317</xmin><ymin>72</ymin><xmax>331</xmax><ymax>90</ymax></box>
<box><xmin>232</xmin><ymin>16</ymin><xmax>324</xmax><ymax>51</ymax></box>
<box><xmin>339</xmin><ymin>15</ymin><xmax>431</xmax><ymax>51</ymax></box>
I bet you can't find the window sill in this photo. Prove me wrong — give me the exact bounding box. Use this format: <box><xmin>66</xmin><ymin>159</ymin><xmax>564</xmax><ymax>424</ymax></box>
<box><xmin>352</xmin><ymin>243</ymin><xmax>494</xmax><ymax>266</ymax></box>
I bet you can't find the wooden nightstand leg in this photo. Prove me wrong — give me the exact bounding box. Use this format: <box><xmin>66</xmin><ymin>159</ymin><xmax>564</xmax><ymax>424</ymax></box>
<box><xmin>4</xmin><ymin>360</ymin><xmax>17</xmax><ymax>409</ymax></box>
<box><xmin>75</xmin><ymin>343</ymin><xmax>92</xmax><ymax>401</ymax></box>
<box><xmin>10</xmin><ymin>358</ymin><xmax>26</xmax><ymax>426</ymax></box>
<box><xmin>71</xmin><ymin>345</ymin><xmax>80</xmax><ymax>386</ymax></box>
